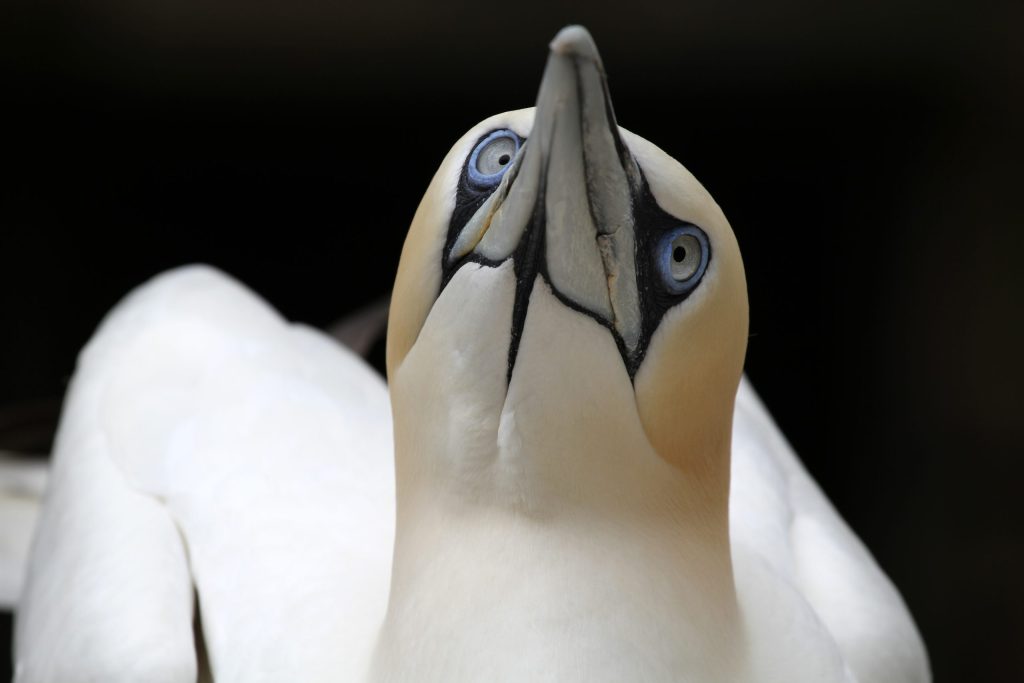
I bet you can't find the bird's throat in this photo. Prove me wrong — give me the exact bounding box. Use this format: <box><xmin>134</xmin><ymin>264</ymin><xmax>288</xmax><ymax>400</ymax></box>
<box><xmin>384</xmin><ymin>267</ymin><xmax>739</xmax><ymax>680</ymax></box>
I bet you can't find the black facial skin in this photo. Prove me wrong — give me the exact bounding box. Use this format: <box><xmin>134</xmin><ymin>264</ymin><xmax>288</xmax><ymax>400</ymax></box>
<box><xmin>442</xmin><ymin>129</ymin><xmax>711</xmax><ymax>383</ymax></box>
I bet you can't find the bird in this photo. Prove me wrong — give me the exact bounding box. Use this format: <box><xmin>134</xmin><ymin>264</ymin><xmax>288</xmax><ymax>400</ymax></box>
<box><xmin>11</xmin><ymin>25</ymin><xmax>930</xmax><ymax>683</ymax></box>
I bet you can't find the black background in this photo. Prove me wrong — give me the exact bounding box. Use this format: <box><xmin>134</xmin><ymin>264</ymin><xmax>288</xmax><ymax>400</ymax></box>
<box><xmin>2</xmin><ymin>1</ymin><xmax>1022</xmax><ymax>680</ymax></box>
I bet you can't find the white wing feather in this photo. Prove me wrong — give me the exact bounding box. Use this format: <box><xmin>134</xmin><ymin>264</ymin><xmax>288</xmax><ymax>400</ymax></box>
<box><xmin>15</xmin><ymin>266</ymin><xmax>395</xmax><ymax>682</ymax></box>
<box><xmin>731</xmin><ymin>378</ymin><xmax>930</xmax><ymax>683</ymax></box>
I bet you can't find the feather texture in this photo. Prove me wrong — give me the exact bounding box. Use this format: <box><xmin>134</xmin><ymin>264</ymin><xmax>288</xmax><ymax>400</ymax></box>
<box><xmin>731</xmin><ymin>380</ymin><xmax>930</xmax><ymax>682</ymax></box>
<box><xmin>13</xmin><ymin>266</ymin><xmax>927</xmax><ymax>681</ymax></box>
<box><xmin>15</xmin><ymin>266</ymin><xmax>394</xmax><ymax>682</ymax></box>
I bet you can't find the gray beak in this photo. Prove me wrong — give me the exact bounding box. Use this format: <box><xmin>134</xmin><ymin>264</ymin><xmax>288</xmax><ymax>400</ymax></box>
<box><xmin>449</xmin><ymin>25</ymin><xmax>645</xmax><ymax>372</ymax></box>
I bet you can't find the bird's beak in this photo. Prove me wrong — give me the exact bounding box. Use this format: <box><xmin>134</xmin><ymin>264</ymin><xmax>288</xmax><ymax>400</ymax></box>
<box><xmin>448</xmin><ymin>26</ymin><xmax>644</xmax><ymax>374</ymax></box>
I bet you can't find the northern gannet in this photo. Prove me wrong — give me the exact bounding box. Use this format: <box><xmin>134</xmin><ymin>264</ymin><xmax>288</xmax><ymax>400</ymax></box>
<box><xmin>13</xmin><ymin>25</ymin><xmax>930</xmax><ymax>683</ymax></box>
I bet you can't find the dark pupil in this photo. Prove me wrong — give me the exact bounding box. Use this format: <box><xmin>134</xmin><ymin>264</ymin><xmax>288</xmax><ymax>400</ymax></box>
<box><xmin>498</xmin><ymin>153</ymin><xmax>511</xmax><ymax>165</ymax></box>
<box><xmin>673</xmin><ymin>246</ymin><xmax>687</xmax><ymax>262</ymax></box>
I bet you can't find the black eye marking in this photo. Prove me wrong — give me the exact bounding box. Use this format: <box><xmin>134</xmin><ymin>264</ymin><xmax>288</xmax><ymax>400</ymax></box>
<box><xmin>439</xmin><ymin>134</ymin><xmax>711</xmax><ymax>382</ymax></box>
<box><xmin>442</xmin><ymin>129</ymin><xmax>526</xmax><ymax>288</ymax></box>
<box><xmin>628</xmin><ymin>179</ymin><xmax>712</xmax><ymax>376</ymax></box>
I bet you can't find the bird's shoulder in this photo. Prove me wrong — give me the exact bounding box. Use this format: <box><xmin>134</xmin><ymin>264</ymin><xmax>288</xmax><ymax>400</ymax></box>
<box><xmin>16</xmin><ymin>265</ymin><xmax>394</xmax><ymax>682</ymax></box>
<box><xmin>729</xmin><ymin>378</ymin><xmax>930</xmax><ymax>683</ymax></box>
<box><xmin>72</xmin><ymin>264</ymin><xmax>392</xmax><ymax>494</ymax></box>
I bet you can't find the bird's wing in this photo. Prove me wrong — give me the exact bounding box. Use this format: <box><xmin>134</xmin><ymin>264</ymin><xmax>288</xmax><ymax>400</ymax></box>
<box><xmin>729</xmin><ymin>377</ymin><xmax>930</xmax><ymax>683</ymax></box>
<box><xmin>15</xmin><ymin>265</ymin><xmax>395</xmax><ymax>683</ymax></box>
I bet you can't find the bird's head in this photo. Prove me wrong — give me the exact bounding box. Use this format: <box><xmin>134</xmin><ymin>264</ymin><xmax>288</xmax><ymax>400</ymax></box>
<box><xmin>386</xmin><ymin>26</ymin><xmax>748</xmax><ymax>515</ymax></box>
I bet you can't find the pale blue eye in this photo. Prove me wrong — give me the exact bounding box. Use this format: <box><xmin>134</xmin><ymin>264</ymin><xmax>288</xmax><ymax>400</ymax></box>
<box><xmin>467</xmin><ymin>130</ymin><xmax>519</xmax><ymax>187</ymax></box>
<box><xmin>656</xmin><ymin>225</ymin><xmax>709</xmax><ymax>295</ymax></box>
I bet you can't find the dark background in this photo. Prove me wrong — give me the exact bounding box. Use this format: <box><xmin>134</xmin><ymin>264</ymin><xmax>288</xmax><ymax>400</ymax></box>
<box><xmin>2</xmin><ymin>0</ymin><xmax>1022</xmax><ymax>680</ymax></box>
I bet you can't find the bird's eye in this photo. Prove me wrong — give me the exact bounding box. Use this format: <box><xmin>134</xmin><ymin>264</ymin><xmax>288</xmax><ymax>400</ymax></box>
<box><xmin>467</xmin><ymin>130</ymin><xmax>519</xmax><ymax>188</ymax></box>
<box><xmin>655</xmin><ymin>225</ymin><xmax>709</xmax><ymax>295</ymax></box>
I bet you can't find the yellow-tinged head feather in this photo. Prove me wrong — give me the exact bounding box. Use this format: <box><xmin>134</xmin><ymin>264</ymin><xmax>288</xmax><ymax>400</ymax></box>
<box><xmin>386</xmin><ymin>26</ymin><xmax>747</xmax><ymax>506</ymax></box>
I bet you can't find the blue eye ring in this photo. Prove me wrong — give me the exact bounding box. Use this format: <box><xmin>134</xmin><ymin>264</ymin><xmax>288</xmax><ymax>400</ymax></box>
<box><xmin>467</xmin><ymin>130</ymin><xmax>520</xmax><ymax>188</ymax></box>
<box><xmin>655</xmin><ymin>225</ymin><xmax>710</xmax><ymax>295</ymax></box>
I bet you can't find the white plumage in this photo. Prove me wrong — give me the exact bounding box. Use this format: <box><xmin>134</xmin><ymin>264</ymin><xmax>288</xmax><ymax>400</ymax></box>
<box><xmin>11</xmin><ymin>25</ymin><xmax>929</xmax><ymax>683</ymax></box>
<box><xmin>16</xmin><ymin>268</ymin><xmax>394</xmax><ymax>681</ymax></box>
<box><xmin>731</xmin><ymin>383</ymin><xmax>929</xmax><ymax>682</ymax></box>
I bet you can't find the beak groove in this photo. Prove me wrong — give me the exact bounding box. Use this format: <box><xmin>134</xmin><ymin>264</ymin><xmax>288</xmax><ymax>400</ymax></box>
<box><xmin>451</xmin><ymin>26</ymin><xmax>645</xmax><ymax>378</ymax></box>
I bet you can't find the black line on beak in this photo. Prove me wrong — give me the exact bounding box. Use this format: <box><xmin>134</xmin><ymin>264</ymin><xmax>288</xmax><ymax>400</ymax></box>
<box><xmin>505</xmin><ymin>159</ymin><xmax>547</xmax><ymax>384</ymax></box>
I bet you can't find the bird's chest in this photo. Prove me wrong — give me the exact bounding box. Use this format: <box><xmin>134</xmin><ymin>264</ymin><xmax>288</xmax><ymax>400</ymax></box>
<box><xmin>371</xmin><ymin>511</ymin><xmax>742</xmax><ymax>683</ymax></box>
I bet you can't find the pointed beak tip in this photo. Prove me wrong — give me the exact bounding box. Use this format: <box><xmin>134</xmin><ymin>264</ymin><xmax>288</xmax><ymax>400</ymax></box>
<box><xmin>549</xmin><ymin>25</ymin><xmax>601</xmax><ymax>63</ymax></box>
